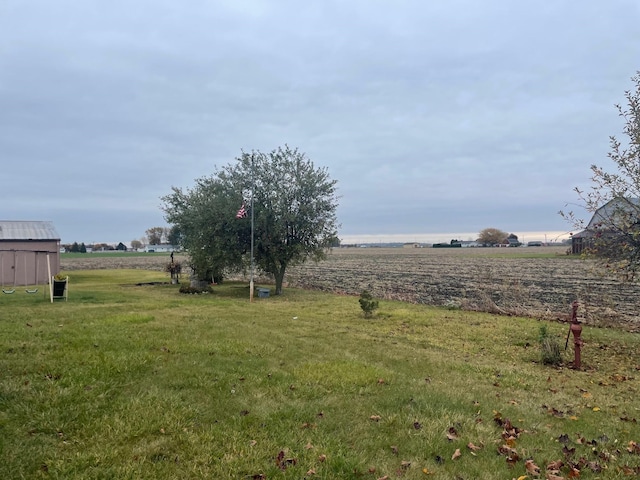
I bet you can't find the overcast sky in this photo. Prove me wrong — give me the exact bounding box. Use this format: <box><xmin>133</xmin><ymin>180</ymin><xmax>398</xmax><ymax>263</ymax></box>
<box><xmin>2</xmin><ymin>1</ymin><xmax>639</xmax><ymax>245</ymax></box>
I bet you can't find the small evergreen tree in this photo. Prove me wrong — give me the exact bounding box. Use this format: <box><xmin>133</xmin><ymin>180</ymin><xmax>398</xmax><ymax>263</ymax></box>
<box><xmin>359</xmin><ymin>290</ymin><xmax>379</xmax><ymax>318</ymax></box>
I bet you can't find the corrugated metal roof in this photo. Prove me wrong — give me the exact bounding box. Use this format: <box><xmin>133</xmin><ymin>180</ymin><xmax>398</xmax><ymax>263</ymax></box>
<box><xmin>0</xmin><ymin>221</ymin><xmax>60</xmax><ymax>240</ymax></box>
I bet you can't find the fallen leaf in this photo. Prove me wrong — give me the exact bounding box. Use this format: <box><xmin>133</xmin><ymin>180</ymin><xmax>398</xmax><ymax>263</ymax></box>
<box><xmin>305</xmin><ymin>442</ymin><xmax>314</xmax><ymax>450</ymax></box>
<box><xmin>467</xmin><ymin>442</ymin><xmax>482</xmax><ymax>452</ymax></box>
<box><xmin>586</xmin><ymin>461</ymin><xmax>602</xmax><ymax>473</ymax></box>
<box><xmin>306</xmin><ymin>469</ymin><xmax>316</xmax><ymax>475</ymax></box>
<box><xmin>377</xmin><ymin>476</ymin><xmax>389</xmax><ymax>480</ymax></box>
<box><xmin>547</xmin><ymin>460</ymin><xmax>564</xmax><ymax>470</ymax></box>
<box><xmin>275</xmin><ymin>451</ymin><xmax>298</xmax><ymax>471</ymax></box>
<box><xmin>370</xmin><ymin>415</ymin><xmax>382</xmax><ymax>422</ymax></box>
<box><xmin>390</xmin><ymin>445</ymin><xmax>399</xmax><ymax>455</ymax></box>
<box><xmin>318</xmin><ymin>454</ymin><xmax>327</xmax><ymax>462</ymax></box>
<box><xmin>400</xmin><ymin>460</ymin><xmax>411</xmax><ymax>469</ymax></box>
<box><xmin>567</xmin><ymin>466</ymin><xmax>580</xmax><ymax>478</ymax></box>
<box><xmin>592</xmin><ymin>407</ymin><xmax>601</xmax><ymax>412</ymax></box>
<box><xmin>546</xmin><ymin>473</ymin><xmax>564</xmax><ymax>480</ymax></box>
<box><xmin>498</xmin><ymin>444</ymin><xmax>519</xmax><ymax>458</ymax></box>
<box><xmin>525</xmin><ymin>459</ymin><xmax>541</xmax><ymax>476</ymax></box>
<box><xmin>506</xmin><ymin>436</ymin><xmax>518</xmax><ymax>447</ymax></box>
<box><xmin>452</xmin><ymin>449</ymin><xmax>461</xmax><ymax>460</ymax></box>
<box><xmin>447</xmin><ymin>426</ymin><xmax>459</xmax><ymax>441</ymax></box>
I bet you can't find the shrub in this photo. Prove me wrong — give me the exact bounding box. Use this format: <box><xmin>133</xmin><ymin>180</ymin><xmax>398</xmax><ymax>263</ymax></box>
<box><xmin>359</xmin><ymin>290</ymin><xmax>379</xmax><ymax>318</ymax></box>
<box><xmin>179</xmin><ymin>284</ymin><xmax>212</xmax><ymax>294</ymax></box>
<box><xmin>538</xmin><ymin>325</ymin><xmax>562</xmax><ymax>365</ymax></box>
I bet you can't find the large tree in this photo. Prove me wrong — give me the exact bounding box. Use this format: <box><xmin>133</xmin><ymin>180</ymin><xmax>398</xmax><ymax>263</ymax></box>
<box><xmin>145</xmin><ymin>227</ymin><xmax>165</xmax><ymax>245</ymax></box>
<box><xmin>477</xmin><ymin>227</ymin><xmax>508</xmax><ymax>246</ymax></box>
<box><xmin>162</xmin><ymin>146</ymin><xmax>339</xmax><ymax>294</ymax></box>
<box><xmin>562</xmin><ymin>72</ymin><xmax>640</xmax><ymax>280</ymax></box>
<box><xmin>162</xmin><ymin>175</ymin><xmax>248</xmax><ymax>285</ymax></box>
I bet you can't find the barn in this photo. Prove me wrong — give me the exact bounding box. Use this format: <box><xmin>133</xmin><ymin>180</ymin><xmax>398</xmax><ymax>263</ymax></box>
<box><xmin>571</xmin><ymin>198</ymin><xmax>640</xmax><ymax>255</ymax></box>
<box><xmin>0</xmin><ymin>221</ymin><xmax>61</xmax><ymax>288</ymax></box>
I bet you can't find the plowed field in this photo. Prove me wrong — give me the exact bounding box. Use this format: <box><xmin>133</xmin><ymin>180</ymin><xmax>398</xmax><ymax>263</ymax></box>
<box><xmin>286</xmin><ymin>247</ymin><xmax>640</xmax><ymax>330</ymax></box>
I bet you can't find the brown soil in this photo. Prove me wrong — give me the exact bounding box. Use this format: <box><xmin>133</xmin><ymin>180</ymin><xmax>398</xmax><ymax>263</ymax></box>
<box><xmin>286</xmin><ymin>247</ymin><xmax>640</xmax><ymax>331</ymax></box>
<box><xmin>61</xmin><ymin>254</ymin><xmax>190</xmax><ymax>272</ymax></box>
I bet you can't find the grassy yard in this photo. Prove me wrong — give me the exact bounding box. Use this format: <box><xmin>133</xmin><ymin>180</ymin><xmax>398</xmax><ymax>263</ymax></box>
<box><xmin>1</xmin><ymin>270</ymin><xmax>640</xmax><ymax>479</ymax></box>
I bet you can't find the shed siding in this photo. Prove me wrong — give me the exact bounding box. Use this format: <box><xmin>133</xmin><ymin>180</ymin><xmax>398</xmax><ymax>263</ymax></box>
<box><xmin>0</xmin><ymin>221</ymin><xmax>61</xmax><ymax>286</ymax></box>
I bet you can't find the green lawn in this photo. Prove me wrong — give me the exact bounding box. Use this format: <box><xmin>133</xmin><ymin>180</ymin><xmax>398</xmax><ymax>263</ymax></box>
<box><xmin>1</xmin><ymin>270</ymin><xmax>639</xmax><ymax>479</ymax></box>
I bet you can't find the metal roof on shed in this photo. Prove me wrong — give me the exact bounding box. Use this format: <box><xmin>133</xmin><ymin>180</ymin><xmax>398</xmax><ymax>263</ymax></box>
<box><xmin>0</xmin><ymin>221</ymin><xmax>60</xmax><ymax>241</ymax></box>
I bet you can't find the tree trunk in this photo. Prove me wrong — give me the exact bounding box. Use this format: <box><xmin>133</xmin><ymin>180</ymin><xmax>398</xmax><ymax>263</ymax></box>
<box><xmin>274</xmin><ymin>264</ymin><xmax>287</xmax><ymax>295</ymax></box>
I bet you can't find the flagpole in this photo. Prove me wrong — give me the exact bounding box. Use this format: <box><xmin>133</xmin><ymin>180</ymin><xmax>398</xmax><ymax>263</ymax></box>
<box><xmin>249</xmin><ymin>154</ymin><xmax>255</xmax><ymax>302</ymax></box>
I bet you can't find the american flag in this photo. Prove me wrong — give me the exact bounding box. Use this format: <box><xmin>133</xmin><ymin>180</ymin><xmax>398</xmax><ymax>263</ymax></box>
<box><xmin>236</xmin><ymin>203</ymin><xmax>247</xmax><ymax>218</ymax></box>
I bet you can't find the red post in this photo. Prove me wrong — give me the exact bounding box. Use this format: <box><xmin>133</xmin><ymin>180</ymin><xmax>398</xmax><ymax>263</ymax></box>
<box><xmin>570</xmin><ymin>301</ymin><xmax>583</xmax><ymax>369</ymax></box>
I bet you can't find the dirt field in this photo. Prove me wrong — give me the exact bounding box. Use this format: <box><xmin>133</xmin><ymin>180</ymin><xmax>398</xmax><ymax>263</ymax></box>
<box><xmin>62</xmin><ymin>248</ymin><xmax>640</xmax><ymax>330</ymax></box>
<box><xmin>286</xmin><ymin>246</ymin><xmax>640</xmax><ymax>331</ymax></box>
<box><xmin>61</xmin><ymin>254</ymin><xmax>189</xmax><ymax>272</ymax></box>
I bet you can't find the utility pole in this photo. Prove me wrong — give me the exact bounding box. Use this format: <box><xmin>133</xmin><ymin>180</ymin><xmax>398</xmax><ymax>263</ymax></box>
<box><xmin>249</xmin><ymin>153</ymin><xmax>255</xmax><ymax>302</ymax></box>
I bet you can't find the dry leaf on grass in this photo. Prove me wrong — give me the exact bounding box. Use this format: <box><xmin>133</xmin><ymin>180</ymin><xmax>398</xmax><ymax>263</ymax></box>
<box><xmin>546</xmin><ymin>474</ymin><xmax>565</xmax><ymax>480</ymax></box>
<box><xmin>467</xmin><ymin>442</ymin><xmax>482</xmax><ymax>452</ymax></box>
<box><xmin>546</xmin><ymin>460</ymin><xmax>563</xmax><ymax>470</ymax></box>
<box><xmin>447</xmin><ymin>426</ymin><xmax>459</xmax><ymax>441</ymax></box>
<box><xmin>525</xmin><ymin>459</ymin><xmax>541</xmax><ymax>476</ymax></box>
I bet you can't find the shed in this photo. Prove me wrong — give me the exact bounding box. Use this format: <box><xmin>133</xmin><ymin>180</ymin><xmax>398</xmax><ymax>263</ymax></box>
<box><xmin>0</xmin><ymin>221</ymin><xmax>61</xmax><ymax>286</ymax></box>
<box><xmin>571</xmin><ymin>198</ymin><xmax>640</xmax><ymax>255</ymax></box>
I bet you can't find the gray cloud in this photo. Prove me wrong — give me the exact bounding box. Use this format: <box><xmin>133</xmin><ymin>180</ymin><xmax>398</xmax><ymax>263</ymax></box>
<box><xmin>2</xmin><ymin>0</ymin><xmax>639</xmax><ymax>244</ymax></box>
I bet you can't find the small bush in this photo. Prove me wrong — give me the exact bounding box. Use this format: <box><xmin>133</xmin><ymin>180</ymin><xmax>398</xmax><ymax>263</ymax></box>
<box><xmin>359</xmin><ymin>290</ymin><xmax>379</xmax><ymax>318</ymax></box>
<box><xmin>179</xmin><ymin>284</ymin><xmax>212</xmax><ymax>294</ymax></box>
<box><xmin>538</xmin><ymin>325</ymin><xmax>562</xmax><ymax>365</ymax></box>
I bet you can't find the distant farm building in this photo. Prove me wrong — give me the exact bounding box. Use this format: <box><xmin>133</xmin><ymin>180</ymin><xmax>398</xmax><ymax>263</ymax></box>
<box><xmin>0</xmin><ymin>221</ymin><xmax>61</xmax><ymax>286</ymax></box>
<box><xmin>571</xmin><ymin>198</ymin><xmax>640</xmax><ymax>255</ymax></box>
<box><xmin>144</xmin><ymin>244</ymin><xmax>179</xmax><ymax>253</ymax></box>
